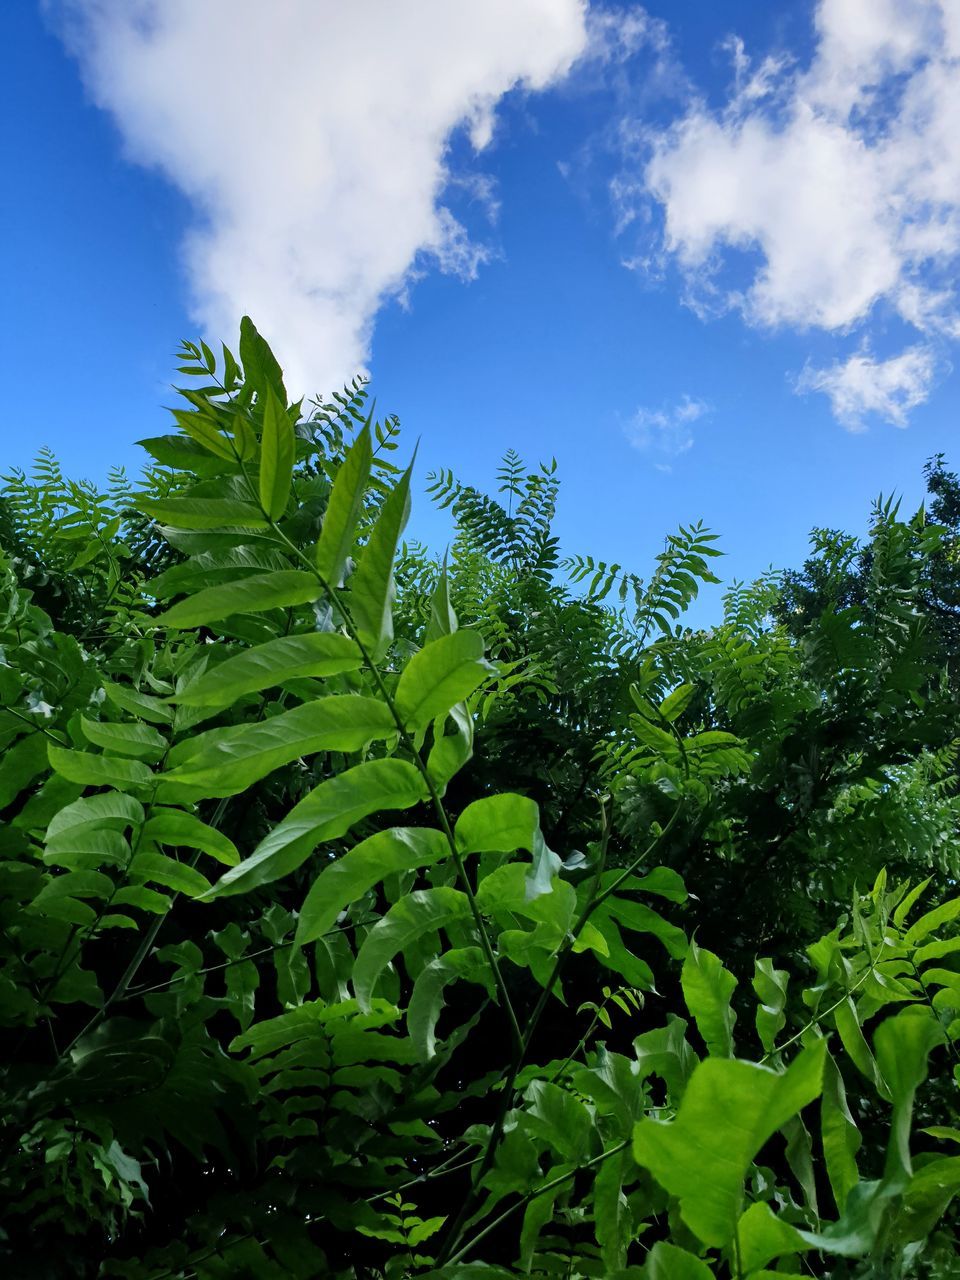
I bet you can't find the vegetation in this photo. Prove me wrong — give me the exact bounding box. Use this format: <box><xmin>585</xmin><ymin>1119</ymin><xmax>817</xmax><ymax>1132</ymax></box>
<box><xmin>1</xmin><ymin>320</ymin><xmax>959</xmax><ymax>1278</ymax></box>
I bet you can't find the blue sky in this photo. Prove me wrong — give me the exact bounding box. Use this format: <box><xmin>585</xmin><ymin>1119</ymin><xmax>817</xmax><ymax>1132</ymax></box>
<box><xmin>4</xmin><ymin>1</ymin><xmax>960</xmax><ymax>619</ymax></box>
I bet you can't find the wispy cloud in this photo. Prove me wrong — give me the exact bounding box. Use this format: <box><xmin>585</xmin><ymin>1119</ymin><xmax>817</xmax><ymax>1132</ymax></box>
<box><xmin>620</xmin><ymin>0</ymin><xmax>960</xmax><ymax>427</ymax></box>
<box><xmin>53</xmin><ymin>0</ymin><xmax>589</xmax><ymax>396</ymax></box>
<box><xmin>626</xmin><ymin>395</ymin><xmax>710</xmax><ymax>470</ymax></box>
<box><xmin>796</xmin><ymin>344</ymin><xmax>939</xmax><ymax>430</ymax></box>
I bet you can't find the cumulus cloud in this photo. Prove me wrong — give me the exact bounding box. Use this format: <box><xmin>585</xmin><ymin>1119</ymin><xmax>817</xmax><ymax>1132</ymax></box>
<box><xmin>630</xmin><ymin>0</ymin><xmax>960</xmax><ymax>426</ymax></box>
<box><xmin>626</xmin><ymin>395</ymin><xmax>710</xmax><ymax>469</ymax></box>
<box><xmin>796</xmin><ymin>345</ymin><xmax>938</xmax><ymax>429</ymax></box>
<box><xmin>54</xmin><ymin>0</ymin><xmax>588</xmax><ymax>395</ymax></box>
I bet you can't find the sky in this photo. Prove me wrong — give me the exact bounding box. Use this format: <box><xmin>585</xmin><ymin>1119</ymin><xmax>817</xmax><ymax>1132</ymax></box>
<box><xmin>3</xmin><ymin>0</ymin><xmax>960</xmax><ymax>619</ymax></box>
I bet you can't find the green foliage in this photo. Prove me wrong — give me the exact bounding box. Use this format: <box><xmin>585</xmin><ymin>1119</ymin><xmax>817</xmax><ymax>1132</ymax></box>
<box><xmin>1</xmin><ymin>322</ymin><xmax>959</xmax><ymax>1280</ymax></box>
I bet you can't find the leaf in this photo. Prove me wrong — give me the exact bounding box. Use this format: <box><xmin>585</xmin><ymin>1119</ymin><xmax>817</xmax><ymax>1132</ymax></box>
<box><xmin>79</xmin><ymin>717</ymin><xmax>167</xmax><ymax>763</ymax></box>
<box><xmin>903</xmin><ymin>895</ymin><xmax>960</xmax><ymax>946</ymax></box>
<box><xmin>207</xmin><ymin>759</ymin><xmax>426</xmax><ymax>898</ymax></box>
<box><xmin>632</xmin><ymin>1041</ymin><xmax>826</xmax><ymax>1248</ymax></box>
<box><xmin>0</xmin><ymin>733</ymin><xmax>50</xmax><ymax>807</ymax></box>
<box><xmin>259</xmin><ymin>388</ymin><xmax>295</xmax><ymax>520</ymax></box>
<box><xmin>833</xmin><ymin>997</ymin><xmax>887</xmax><ymax>1097</ymax></box>
<box><xmin>138</xmin><ymin>497</ymin><xmax>269</xmax><ymax>530</ymax></box>
<box><xmin>659</xmin><ymin>683</ymin><xmax>694</xmax><ymax>722</ymax></box>
<box><xmin>519</xmin><ymin>1173</ymin><xmax>568</xmax><ymax>1272</ymax></box>
<box><xmin>158</xmin><ymin>570</ymin><xmax>321</xmax><ymax>629</ymax></box>
<box><xmin>643</xmin><ymin>1242</ymin><xmax>714</xmax><ymax>1279</ymax></box>
<box><xmin>353</xmin><ymin>887</ymin><xmax>472</xmax><ymax>1010</ymax></box>
<box><xmin>48</xmin><ymin>746</ymin><xmax>154</xmax><ymax>794</ymax></box>
<box><xmin>140</xmin><ymin>810</ymin><xmax>239</xmax><ymax>867</ymax></box>
<box><xmin>822</xmin><ymin>1049</ymin><xmax>861</xmax><ymax>1213</ymax></box>
<box><xmin>159</xmin><ymin>695</ymin><xmax>396</xmax><ymax>798</ymax></box>
<box><xmin>753</xmin><ymin>958</ymin><xmax>789</xmax><ymax>1055</ymax></box>
<box><xmin>46</xmin><ymin>792</ymin><xmax>143</xmax><ymax>844</ymax></box>
<box><xmin>131</xmin><ymin>851</ymin><xmax>211</xmax><ymax>898</ymax></box>
<box><xmin>593</xmin><ymin>1146</ymin><xmax>633</xmax><ymax>1272</ymax></box>
<box><xmin>349</xmin><ymin>459</ymin><xmax>413</xmax><ymax>660</ymax></box>
<box><xmin>315</xmin><ymin>425</ymin><xmax>372</xmax><ymax>588</ymax></box>
<box><xmin>873</xmin><ymin>1008</ymin><xmax>944</xmax><ymax>1185</ymax></box>
<box><xmin>455</xmin><ymin>793</ymin><xmax>540</xmax><ymax>854</ymax></box>
<box><xmin>892</xmin><ymin>876</ymin><xmax>932</xmax><ymax>927</ymax></box>
<box><xmin>681</xmin><ymin>941</ymin><xmax>737</xmax><ymax>1057</ymax></box>
<box><xmin>240</xmin><ymin>314</ymin><xmax>286</xmax><ymax>403</ymax></box>
<box><xmin>43</xmin><ymin>828</ymin><xmax>129</xmax><ymax>872</ymax></box>
<box><xmin>425</xmin><ymin>558</ymin><xmax>457</xmax><ymax>643</ymax></box>
<box><xmin>395</xmin><ymin>630</ymin><xmax>492</xmax><ymax>730</ymax></box>
<box><xmin>605</xmin><ymin>898</ymin><xmax>687</xmax><ymax>959</ymax></box>
<box><xmin>525</xmin><ymin>1080</ymin><xmax>594</xmax><ymax>1163</ymax></box>
<box><xmin>296</xmin><ymin>827</ymin><xmax>448</xmax><ymax>945</ymax></box>
<box><xmin>407</xmin><ymin>947</ymin><xmax>492</xmax><ymax>1060</ymax></box>
<box><xmin>174</xmin><ymin>632</ymin><xmax>362</xmax><ymax>707</ymax></box>
<box><xmin>427</xmin><ymin>700</ymin><xmax>474</xmax><ymax>792</ymax></box>
<box><xmin>103</xmin><ymin>683</ymin><xmax>173</xmax><ymax>725</ymax></box>
<box><xmin>738</xmin><ymin>1201</ymin><xmax>810</xmax><ymax>1273</ymax></box>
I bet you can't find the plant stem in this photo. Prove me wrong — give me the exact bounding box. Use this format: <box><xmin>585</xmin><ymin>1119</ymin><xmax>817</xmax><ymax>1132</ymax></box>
<box><xmin>261</xmin><ymin>501</ymin><xmax>524</xmax><ymax>1056</ymax></box>
<box><xmin>444</xmin><ymin>1139</ymin><xmax>630</xmax><ymax>1266</ymax></box>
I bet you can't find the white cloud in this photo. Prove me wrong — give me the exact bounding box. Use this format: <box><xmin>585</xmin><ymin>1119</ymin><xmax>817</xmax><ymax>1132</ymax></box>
<box><xmin>54</xmin><ymin>0</ymin><xmax>588</xmax><ymax>396</ymax></box>
<box><xmin>796</xmin><ymin>345</ymin><xmax>938</xmax><ymax>429</ymax></box>
<box><xmin>626</xmin><ymin>395</ymin><xmax>710</xmax><ymax>468</ymax></box>
<box><xmin>630</xmin><ymin>0</ymin><xmax>960</xmax><ymax>426</ymax></box>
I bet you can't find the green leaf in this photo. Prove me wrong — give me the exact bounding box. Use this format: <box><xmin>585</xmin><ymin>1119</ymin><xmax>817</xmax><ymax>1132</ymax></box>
<box><xmin>833</xmin><ymin>996</ymin><xmax>887</xmax><ymax>1097</ymax></box>
<box><xmin>79</xmin><ymin>717</ymin><xmax>167</xmax><ymax>763</ymax></box>
<box><xmin>315</xmin><ymin>425</ymin><xmax>372</xmax><ymax>588</ymax></box>
<box><xmin>353</xmin><ymin>887</ymin><xmax>472</xmax><ymax>1010</ymax></box>
<box><xmin>892</xmin><ymin>876</ymin><xmax>932</xmax><ymax>927</ymax></box>
<box><xmin>659</xmin><ymin>683</ymin><xmax>694</xmax><ymax>722</ymax></box>
<box><xmin>525</xmin><ymin>1079</ymin><xmax>594</xmax><ymax>1163</ymax></box>
<box><xmin>48</xmin><ymin>745</ymin><xmax>154</xmax><ymax>794</ymax></box>
<box><xmin>593</xmin><ymin>1145</ymin><xmax>633</xmax><ymax>1272</ymax></box>
<box><xmin>174</xmin><ymin>632</ymin><xmax>362</xmax><ymax>707</ymax></box>
<box><xmin>643</xmin><ymin>1242</ymin><xmax>714</xmax><ymax>1279</ymax></box>
<box><xmin>350</xmin><ymin>459</ymin><xmax>413</xmax><ymax>660</ymax></box>
<box><xmin>297</xmin><ymin>826</ymin><xmax>449</xmax><ymax>945</ymax></box>
<box><xmin>103</xmin><ymin>683</ymin><xmax>173</xmax><ymax>725</ymax></box>
<box><xmin>207</xmin><ymin>759</ymin><xmax>426</xmax><ymax>898</ymax></box>
<box><xmin>681</xmin><ymin>941</ymin><xmax>737</xmax><ymax>1057</ymax></box>
<box><xmin>455</xmin><ymin>793</ymin><xmax>540</xmax><ymax>854</ymax></box>
<box><xmin>407</xmin><ymin>946</ymin><xmax>492</xmax><ymax>1060</ymax></box>
<box><xmin>0</xmin><ymin>733</ymin><xmax>51</xmax><ymax>807</ymax></box>
<box><xmin>239</xmin><ymin>315</ymin><xmax>286</xmax><ymax>403</ymax></box>
<box><xmin>160</xmin><ymin>695</ymin><xmax>396</xmax><ymax>798</ymax></box>
<box><xmin>43</xmin><ymin>828</ymin><xmax>129</xmax><ymax>872</ymax></box>
<box><xmin>427</xmin><ymin>700</ymin><xmax>474</xmax><ymax>792</ymax></box>
<box><xmin>738</xmin><ymin>1201</ymin><xmax>810</xmax><ymax>1273</ymax></box>
<box><xmin>632</xmin><ymin>1042</ymin><xmax>826</xmax><ymax>1248</ymax></box>
<box><xmin>131</xmin><ymin>851</ymin><xmax>211</xmax><ymax>898</ymax></box>
<box><xmin>873</xmin><ymin>1008</ymin><xmax>944</xmax><ymax>1185</ymax></box>
<box><xmin>822</xmin><ymin>1049</ymin><xmax>861</xmax><ymax>1213</ymax></box>
<box><xmin>138</xmin><ymin>497</ymin><xmax>269</xmax><ymax>530</ymax></box>
<box><xmin>425</xmin><ymin>558</ymin><xmax>457</xmax><ymax>643</ymax></box>
<box><xmin>259</xmin><ymin>388</ymin><xmax>295</xmax><ymax>520</ymax></box>
<box><xmin>632</xmin><ymin>1016</ymin><xmax>698</xmax><ymax>1099</ymax></box>
<box><xmin>903</xmin><ymin>895</ymin><xmax>960</xmax><ymax>946</ymax></box>
<box><xmin>47</xmin><ymin>792</ymin><xmax>143</xmax><ymax>844</ymax></box>
<box><xmin>31</xmin><ymin>871</ymin><xmax>113</xmax><ymax>924</ymax></box>
<box><xmin>140</xmin><ymin>809</ymin><xmax>239</xmax><ymax>867</ymax></box>
<box><xmin>395</xmin><ymin>630</ymin><xmax>492</xmax><ymax>731</ymax></box>
<box><xmin>168</xmin><ymin>412</ymin><xmax>237</xmax><ymax>461</ymax></box>
<box><xmin>158</xmin><ymin>570</ymin><xmax>321</xmax><ymax>629</ymax></box>
<box><xmin>605</xmin><ymin>898</ymin><xmax>687</xmax><ymax>959</ymax></box>
<box><xmin>753</xmin><ymin>958</ymin><xmax>788</xmax><ymax>1055</ymax></box>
